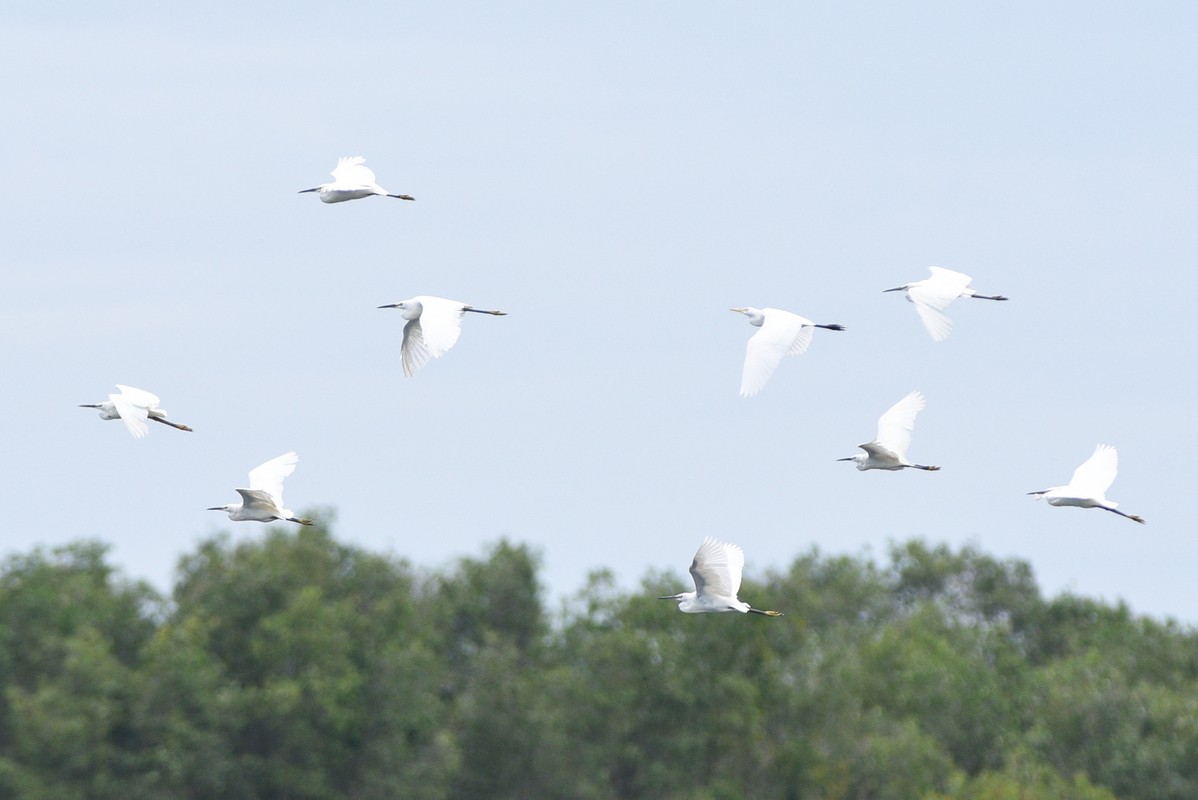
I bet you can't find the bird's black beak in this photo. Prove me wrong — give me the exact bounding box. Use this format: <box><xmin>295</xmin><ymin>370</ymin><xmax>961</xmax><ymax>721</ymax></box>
<box><xmin>377</xmin><ymin>303</ymin><xmax>399</xmax><ymax>309</ymax></box>
<box><xmin>298</xmin><ymin>187</ymin><xmax>318</xmax><ymax>194</ymax></box>
<box><xmin>883</xmin><ymin>287</ymin><xmax>905</xmax><ymax>292</ymax></box>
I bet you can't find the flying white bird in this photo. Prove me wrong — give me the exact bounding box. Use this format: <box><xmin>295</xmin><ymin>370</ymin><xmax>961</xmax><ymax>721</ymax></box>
<box><xmin>730</xmin><ymin>306</ymin><xmax>845</xmax><ymax>397</ymax></box>
<box><xmin>838</xmin><ymin>390</ymin><xmax>939</xmax><ymax>471</ymax></box>
<box><xmin>1028</xmin><ymin>444</ymin><xmax>1145</xmax><ymax>524</ymax></box>
<box><xmin>299</xmin><ymin>156</ymin><xmax>415</xmax><ymax>203</ymax></box>
<box><xmin>208</xmin><ymin>451</ymin><xmax>313</xmax><ymax>526</ymax></box>
<box><xmin>885</xmin><ymin>266</ymin><xmax>1007</xmax><ymax>341</ymax></box>
<box><xmin>80</xmin><ymin>385</ymin><xmax>192</xmax><ymax>439</ymax></box>
<box><xmin>378</xmin><ymin>295</ymin><xmax>507</xmax><ymax>377</ymax></box>
<box><xmin>658</xmin><ymin>537</ymin><xmax>783</xmax><ymax>616</ymax></box>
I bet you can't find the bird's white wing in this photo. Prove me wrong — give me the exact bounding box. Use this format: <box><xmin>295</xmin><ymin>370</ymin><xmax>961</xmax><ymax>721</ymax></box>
<box><xmin>247</xmin><ymin>451</ymin><xmax>298</xmax><ymax>506</ymax></box>
<box><xmin>331</xmin><ymin>156</ymin><xmax>376</xmax><ymax>184</ymax></box>
<box><xmin>413</xmin><ymin>297</ymin><xmax>466</xmax><ymax>358</ymax></box>
<box><xmin>110</xmin><ymin>391</ymin><xmax>150</xmax><ymax>439</ymax></box>
<box><xmin>235</xmin><ymin>488</ymin><xmax>279</xmax><ymax>513</ymax></box>
<box><xmin>859</xmin><ymin>441</ymin><xmax>898</xmax><ymax>461</ymax></box>
<box><xmin>907</xmin><ymin>268</ymin><xmax>971</xmax><ymax>342</ymax></box>
<box><xmin>875</xmin><ymin>390</ymin><xmax>925</xmax><ymax>460</ymax></box>
<box><xmin>115</xmin><ymin>384</ymin><xmax>161</xmax><ymax>408</ymax></box>
<box><xmin>1067</xmin><ymin>444</ymin><xmax>1119</xmax><ymax>497</ymax></box>
<box><xmin>909</xmin><ymin>300</ymin><xmax>953</xmax><ymax>342</ymax></box>
<box><xmin>740</xmin><ymin>310</ymin><xmax>808</xmax><ymax>397</ymax></box>
<box><xmin>785</xmin><ymin>313</ymin><xmax>816</xmax><ymax>356</ymax></box>
<box><xmin>400</xmin><ymin>319</ymin><xmax>431</xmax><ymax>377</ymax></box>
<box><xmin>689</xmin><ymin>537</ymin><xmax>745</xmax><ymax>599</ymax></box>
<box><xmin>927</xmin><ymin>266</ymin><xmax>973</xmax><ymax>289</ymax></box>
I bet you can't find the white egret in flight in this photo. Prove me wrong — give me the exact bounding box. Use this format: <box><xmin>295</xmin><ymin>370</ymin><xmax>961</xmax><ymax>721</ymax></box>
<box><xmin>208</xmin><ymin>451</ymin><xmax>313</xmax><ymax>526</ymax></box>
<box><xmin>658</xmin><ymin>537</ymin><xmax>783</xmax><ymax>616</ymax></box>
<box><xmin>299</xmin><ymin>156</ymin><xmax>414</xmax><ymax>203</ymax></box>
<box><xmin>378</xmin><ymin>295</ymin><xmax>507</xmax><ymax>377</ymax></box>
<box><xmin>730</xmin><ymin>306</ymin><xmax>845</xmax><ymax>397</ymax></box>
<box><xmin>80</xmin><ymin>385</ymin><xmax>192</xmax><ymax>439</ymax></box>
<box><xmin>885</xmin><ymin>266</ymin><xmax>1007</xmax><ymax>341</ymax></box>
<box><xmin>838</xmin><ymin>390</ymin><xmax>939</xmax><ymax>471</ymax></box>
<box><xmin>1028</xmin><ymin>444</ymin><xmax>1145</xmax><ymax>524</ymax></box>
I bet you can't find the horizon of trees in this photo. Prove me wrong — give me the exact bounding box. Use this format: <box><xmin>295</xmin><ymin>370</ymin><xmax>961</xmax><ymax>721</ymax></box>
<box><xmin>1</xmin><ymin>514</ymin><xmax>1195</xmax><ymax>799</ymax></box>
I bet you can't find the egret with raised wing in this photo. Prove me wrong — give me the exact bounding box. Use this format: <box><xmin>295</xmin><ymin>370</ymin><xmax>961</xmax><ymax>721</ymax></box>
<box><xmin>885</xmin><ymin>266</ymin><xmax>1007</xmax><ymax>341</ymax></box>
<box><xmin>658</xmin><ymin>537</ymin><xmax>783</xmax><ymax>616</ymax></box>
<box><xmin>731</xmin><ymin>306</ymin><xmax>845</xmax><ymax>397</ymax></box>
<box><xmin>1028</xmin><ymin>444</ymin><xmax>1144</xmax><ymax>524</ymax></box>
<box><xmin>838</xmin><ymin>390</ymin><xmax>939</xmax><ymax>471</ymax></box>
<box><xmin>208</xmin><ymin>451</ymin><xmax>313</xmax><ymax>526</ymax></box>
<box><xmin>80</xmin><ymin>385</ymin><xmax>192</xmax><ymax>439</ymax></box>
<box><xmin>299</xmin><ymin>156</ymin><xmax>414</xmax><ymax>203</ymax></box>
<box><xmin>378</xmin><ymin>295</ymin><xmax>506</xmax><ymax>377</ymax></box>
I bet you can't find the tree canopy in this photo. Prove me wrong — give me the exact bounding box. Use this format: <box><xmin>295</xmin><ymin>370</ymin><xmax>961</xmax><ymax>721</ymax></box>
<box><xmin>0</xmin><ymin>524</ymin><xmax>1193</xmax><ymax>799</ymax></box>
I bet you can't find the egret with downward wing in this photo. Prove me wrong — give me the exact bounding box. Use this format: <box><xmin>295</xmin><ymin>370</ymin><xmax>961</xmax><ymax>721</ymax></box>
<box><xmin>885</xmin><ymin>266</ymin><xmax>1007</xmax><ymax>341</ymax></box>
<box><xmin>378</xmin><ymin>295</ymin><xmax>506</xmax><ymax>377</ymax></box>
<box><xmin>80</xmin><ymin>385</ymin><xmax>192</xmax><ymax>439</ymax></box>
<box><xmin>730</xmin><ymin>306</ymin><xmax>845</xmax><ymax>397</ymax></box>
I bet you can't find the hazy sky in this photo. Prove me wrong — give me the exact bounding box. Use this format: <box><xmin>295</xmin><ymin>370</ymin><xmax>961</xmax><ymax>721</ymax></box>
<box><xmin>4</xmin><ymin>3</ymin><xmax>1196</xmax><ymax>621</ymax></box>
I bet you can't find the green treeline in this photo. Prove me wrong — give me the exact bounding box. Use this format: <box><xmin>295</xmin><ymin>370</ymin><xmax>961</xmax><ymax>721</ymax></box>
<box><xmin>1</xmin><ymin>521</ymin><xmax>1195</xmax><ymax>800</ymax></box>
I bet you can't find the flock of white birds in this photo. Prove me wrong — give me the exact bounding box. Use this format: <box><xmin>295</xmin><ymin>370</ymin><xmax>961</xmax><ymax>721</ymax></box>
<box><xmin>79</xmin><ymin>156</ymin><xmax>1145</xmax><ymax>620</ymax></box>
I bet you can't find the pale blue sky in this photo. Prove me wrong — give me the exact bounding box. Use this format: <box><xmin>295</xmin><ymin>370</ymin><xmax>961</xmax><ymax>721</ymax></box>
<box><xmin>3</xmin><ymin>3</ymin><xmax>1196</xmax><ymax>620</ymax></box>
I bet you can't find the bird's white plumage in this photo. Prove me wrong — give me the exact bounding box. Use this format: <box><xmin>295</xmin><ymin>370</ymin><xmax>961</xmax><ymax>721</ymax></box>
<box><xmin>1065</xmin><ymin>444</ymin><xmax>1119</xmax><ymax>498</ymax></box>
<box><xmin>839</xmin><ymin>390</ymin><xmax>937</xmax><ymax>471</ymax></box>
<box><xmin>82</xmin><ymin>384</ymin><xmax>188</xmax><ymax>439</ymax></box>
<box><xmin>330</xmin><ymin>156</ymin><xmax>377</xmax><ymax>184</ymax></box>
<box><xmin>246</xmin><ymin>450</ymin><xmax>298</xmax><ymax>510</ymax></box>
<box><xmin>906</xmin><ymin>267</ymin><xmax>971</xmax><ymax>342</ymax></box>
<box><xmin>1030</xmin><ymin>444</ymin><xmax>1143</xmax><ymax>523</ymax></box>
<box><xmin>689</xmin><ymin>536</ymin><xmax>745</xmax><ymax>601</ymax></box>
<box><xmin>301</xmin><ymin>156</ymin><xmax>412</xmax><ymax>203</ymax></box>
<box><xmin>110</xmin><ymin>390</ymin><xmax>151</xmax><ymax>438</ymax></box>
<box><xmin>380</xmin><ymin>295</ymin><xmax>505</xmax><ymax>377</ymax></box>
<box><xmin>210</xmin><ymin>451</ymin><xmax>311</xmax><ymax>525</ymax></box>
<box><xmin>873</xmin><ymin>389</ymin><xmax>926</xmax><ymax>462</ymax></box>
<box><xmin>888</xmin><ymin>266</ymin><xmax>1004</xmax><ymax>342</ymax></box>
<box><xmin>734</xmin><ymin>307</ymin><xmax>829</xmax><ymax>397</ymax></box>
<box><xmin>659</xmin><ymin>536</ymin><xmax>782</xmax><ymax>615</ymax></box>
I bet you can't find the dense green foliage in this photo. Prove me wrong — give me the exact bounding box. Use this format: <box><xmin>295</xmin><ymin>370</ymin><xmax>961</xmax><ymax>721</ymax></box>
<box><xmin>0</xmin><ymin>522</ymin><xmax>1194</xmax><ymax>799</ymax></box>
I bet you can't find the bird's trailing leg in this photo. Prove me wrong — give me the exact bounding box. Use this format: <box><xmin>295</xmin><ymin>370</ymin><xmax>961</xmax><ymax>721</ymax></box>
<box><xmin>288</xmin><ymin>517</ymin><xmax>315</xmax><ymax>526</ymax></box>
<box><xmin>387</xmin><ymin>193</ymin><xmax>416</xmax><ymax>201</ymax></box>
<box><xmin>463</xmin><ymin>307</ymin><xmax>507</xmax><ymax>316</ymax></box>
<box><xmin>747</xmin><ymin>607</ymin><xmax>784</xmax><ymax>617</ymax></box>
<box><xmin>909</xmin><ymin>464</ymin><xmax>941</xmax><ymax>471</ymax></box>
<box><xmin>815</xmin><ymin>323</ymin><xmax>846</xmax><ymax>331</ymax></box>
<box><xmin>1103</xmin><ymin>507</ymin><xmax>1145</xmax><ymax>524</ymax></box>
<box><xmin>149</xmin><ymin>417</ymin><xmax>193</xmax><ymax>432</ymax></box>
<box><xmin>971</xmin><ymin>294</ymin><xmax>1009</xmax><ymax>301</ymax></box>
